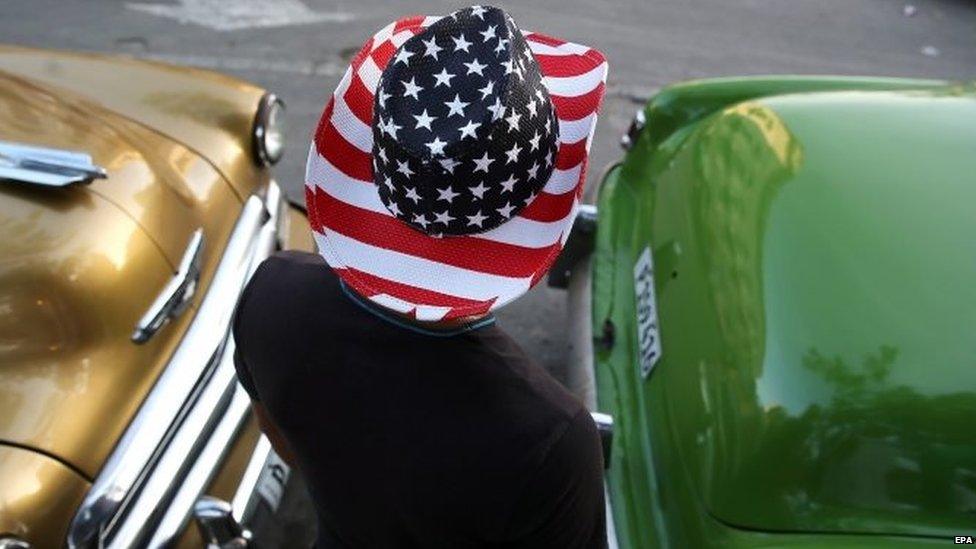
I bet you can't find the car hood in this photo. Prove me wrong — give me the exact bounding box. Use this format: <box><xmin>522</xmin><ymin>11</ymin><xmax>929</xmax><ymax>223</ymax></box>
<box><xmin>657</xmin><ymin>88</ymin><xmax>976</xmax><ymax>536</ymax></box>
<box><xmin>0</xmin><ymin>69</ymin><xmax>241</xmax><ymax>476</ymax></box>
<box><xmin>0</xmin><ymin>444</ymin><xmax>90</xmax><ymax>547</ymax></box>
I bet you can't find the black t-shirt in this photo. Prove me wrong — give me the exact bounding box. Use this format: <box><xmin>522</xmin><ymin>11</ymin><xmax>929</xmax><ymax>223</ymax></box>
<box><xmin>232</xmin><ymin>251</ymin><xmax>606</xmax><ymax>549</ymax></box>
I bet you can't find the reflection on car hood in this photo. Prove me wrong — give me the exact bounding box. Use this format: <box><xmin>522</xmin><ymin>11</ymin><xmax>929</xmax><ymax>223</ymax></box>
<box><xmin>661</xmin><ymin>89</ymin><xmax>976</xmax><ymax>537</ymax></box>
<box><xmin>0</xmin><ymin>67</ymin><xmax>241</xmax><ymax>476</ymax></box>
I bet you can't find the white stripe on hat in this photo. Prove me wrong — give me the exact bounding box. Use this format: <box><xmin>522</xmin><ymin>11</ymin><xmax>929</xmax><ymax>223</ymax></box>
<box><xmin>331</xmin><ymin>95</ymin><xmax>373</xmax><ymax>152</ymax></box>
<box><xmin>558</xmin><ymin>113</ymin><xmax>599</xmax><ymax>146</ymax></box>
<box><xmin>543</xmin><ymin>164</ymin><xmax>584</xmax><ymax>195</ymax></box>
<box><xmin>543</xmin><ymin>62</ymin><xmax>608</xmax><ymax>97</ymax></box>
<box><xmin>322</xmin><ymin>228</ymin><xmax>533</xmax><ymax>301</ymax></box>
<box><xmin>526</xmin><ymin>39</ymin><xmax>593</xmax><ymax>57</ymax></box>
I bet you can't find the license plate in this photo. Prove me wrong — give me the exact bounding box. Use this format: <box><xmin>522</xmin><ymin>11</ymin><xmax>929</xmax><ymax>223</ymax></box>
<box><xmin>256</xmin><ymin>449</ymin><xmax>291</xmax><ymax>513</ymax></box>
<box><xmin>633</xmin><ymin>247</ymin><xmax>662</xmax><ymax>378</ymax></box>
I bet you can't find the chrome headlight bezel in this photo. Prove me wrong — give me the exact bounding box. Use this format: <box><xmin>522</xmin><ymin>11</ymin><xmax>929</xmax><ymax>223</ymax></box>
<box><xmin>252</xmin><ymin>93</ymin><xmax>285</xmax><ymax>167</ymax></box>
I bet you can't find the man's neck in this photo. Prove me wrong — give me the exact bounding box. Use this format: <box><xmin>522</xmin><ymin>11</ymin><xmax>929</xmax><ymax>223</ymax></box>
<box><xmin>339</xmin><ymin>280</ymin><xmax>494</xmax><ymax>336</ymax></box>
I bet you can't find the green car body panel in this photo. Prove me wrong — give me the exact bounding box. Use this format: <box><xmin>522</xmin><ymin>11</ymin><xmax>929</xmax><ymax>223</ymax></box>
<box><xmin>592</xmin><ymin>76</ymin><xmax>976</xmax><ymax>548</ymax></box>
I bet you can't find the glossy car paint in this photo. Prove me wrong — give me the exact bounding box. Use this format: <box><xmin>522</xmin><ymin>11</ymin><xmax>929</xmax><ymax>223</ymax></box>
<box><xmin>592</xmin><ymin>77</ymin><xmax>976</xmax><ymax>547</ymax></box>
<box><xmin>0</xmin><ymin>46</ymin><xmax>301</xmax><ymax>544</ymax></box>
<box><xmin>0</xmin><ymin>446</ymin><xmax>90</xmax><ymax>548</ymax></box>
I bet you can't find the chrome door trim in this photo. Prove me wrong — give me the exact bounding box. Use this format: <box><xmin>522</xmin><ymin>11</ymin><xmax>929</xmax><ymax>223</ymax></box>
<box><xmin>231</xmin><ymin>436</ymin><xmax>273</xmax><ymax>523</ymax></box>
<box><xmin>68</xmin><ymin>182</ymin><xmax>283</xmax><ymax>548</ymax></box>
<box><xmin>132</xmin><ymin>228</ymin><xmax>205</xmax><ymax>343</ymax></box>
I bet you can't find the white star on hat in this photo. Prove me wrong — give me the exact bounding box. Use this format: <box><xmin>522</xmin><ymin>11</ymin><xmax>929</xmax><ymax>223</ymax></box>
<box><xmin>505</xmin><ymin>110</ymin><xmax>522</xmax><ymax>132</ymax></box>
<box><xmin>396</xmin><ymin>159</ymin><xmax>414</xmax><ymax>177</ymax></box>
<box><xmin>378</xmin><ymin>89</ymin><xmax>391</xmax><ymax>108</ymax></box>
<box><xmin>494</xmin><ymin>39</ymin><xmax>508</xmax><ymax>56</ymax></box>
<box><xmin>527</xmin><ymin>162</ymin><xmax>540</xmax><ymax>180</ymax></box>
<box><xmin>444</xmin><ymin>94</ymin><xmax>470</xmax><ymax>117</ymax></box>
<box><xmin>404</xmin><ymin>186</ymin><xmax>421</xmax><ymax>203</ymax></box>
<box><xmin>529</xmin><ymin>132</ymin><xmax>541</xmax><ymax>151</ymax></box>
<box><xmin>401</xmin><ymin>77</ymin><xmax>423</xmax><ymax>100</ymax></box>
<box><xmin>527</xmin><ymin>100</ymin><xmax>538</xmax><ymax>118</ymax></box>
<box><xmin>458</xmin><ymin>120</ymin><xmax>481</xmax><ymax>139</ymax></box>
<box><xmin>452</xmin><ymin>34</ymin><xmax>472</xmax><ymax>53</ymax></box>
<box><xmin>472</xmin><ymin>152</ymin><xmax>494</xmax><ymax>173</ymax></box>
<box><xmin>497</xmin><ymin>202</ymin><xmax>515</xmax><ymax>218</ymax></box>
<box><xmin>413</xmin><ymin>109</ymin><xmax>436</xmax><ymax>131</ymax></box>
<box><xmin>413</xmin><ymin>213</ymin><xmax>430</xmax><ymax>229</ymax></box>
<box><xmin>433</xmin><ymin>68</ymin><xmax>455</xmax><ymax>88</ymax></box>
<box><xmin>394</xmin><ymin>47</ymin><xmax>414</xmax><ymax>66</ymax></box>
<box><xmin>421</xmin><ymin>36</ymin><xmax>443</xmax><ymax>59</ymax></box>
<box><xmin>499</xmin><ymin>173</ymin><xmax>517</xmax><ymax>193</ymax></box>
<box><xmin>470</xmin><ymin>5</ymin><xmax>487</xmax><ymax>19</ymax></box>
<box><xmin>437</xmin><ymin>186</ymin><xmax>460</xmax><ymax>203</ymax></box>
<box><xmin>434</xmin><ymin>210</ymin><xmax>455</xmax><ymax>224</ymax></box>
<box><xmin>479</xmin><ymin>25</ymin><xmax>497</xmax><ymax>43</ymax></box>
<box><xmin>478</xmin><ymin>81</ymin><xmax>494</xmax><ymax>100</ymax></box>
<box><xmin>505</xmin><ymin>143</ymin><xmax>522</xmax><ymax>164</ymax></box>
<box><xmin>386</xmin><ymin>200</ymin><xmax>401</xmax><ymax>216</ymax></box>
<box><xmin>384</xmin><ymin>117</ymin><xmax>402</xmax><ymax>139</ymax></box>
<box><xmin>463</xmin><ymin>58</ymin><xmax>487</xmax><ymax>76</ymax></box>
<box><xmin>486</xmin><ymin>97</ymin><xmax>504</xmax><ymax>120</ymax></box>
<box><xmin>426</xmin><ymin>136</ymin><xmax>448</xmax><ymax>156</ymax></box>
<box><xmin>467</xmin><ymin>210</ymin><xmax>488</xmax><ymax>227</ymax></box>
<box><xmin>439</xmin><ymin>157</ymin><xmax>460</xmax><ymax>173</ymax></box>
<box><xmin>470</xmin><ymin>181</ymin><xmax>488</xmax><ymax>199</ymax></box>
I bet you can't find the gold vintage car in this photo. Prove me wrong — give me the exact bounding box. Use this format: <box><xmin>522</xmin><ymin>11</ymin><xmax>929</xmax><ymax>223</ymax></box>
<box><xmin>0</xmin><ymin>45</ymin><xmax>315</xmax><ymax>548</ymax></box>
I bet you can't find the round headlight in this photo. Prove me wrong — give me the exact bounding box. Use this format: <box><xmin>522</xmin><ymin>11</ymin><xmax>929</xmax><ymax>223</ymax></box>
<box><xmin>253</xmin><ymin>93</ymin><xmax>286</xmax><ymax>166</ymax></box>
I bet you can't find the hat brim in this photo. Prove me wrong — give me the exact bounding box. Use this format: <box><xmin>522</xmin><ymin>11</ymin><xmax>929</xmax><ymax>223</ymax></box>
<box><xmin>305</xmin><ymin>15</ymin><xmax>608</xmax><ymax>321</ymax></box>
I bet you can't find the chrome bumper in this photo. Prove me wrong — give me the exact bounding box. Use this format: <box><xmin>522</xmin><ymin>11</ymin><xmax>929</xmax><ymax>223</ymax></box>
<box><xmin>68</xmin><ymin>182</ymin><xmax>285</xmax><ymax>549</ymax></box>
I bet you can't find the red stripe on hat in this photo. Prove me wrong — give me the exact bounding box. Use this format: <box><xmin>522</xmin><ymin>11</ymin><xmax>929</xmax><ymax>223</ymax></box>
<box><xmin>340</xmin><ymin>267</ymin><xmax>497</xmax><ymax>315</ymax></box>
<box><xmin>534</xmin><ymin>53</ymin><xmax>597</xmax><ymax>78</ymax></box>
<box><xmin>550</xmin><ymin>82</ymin><xmax>605</xmax><ymax>121</ymax></box>
<box><xmin>343</xmin><ymin>76</ymin><xmax>375</xmax><ymax>126</ymax></box>
<box><xmin>393</xmin><ymin>15</ymin><xmax>426</xmax><ymax>33</ymax></box>
<box><xmin>370</xmin><ymin>40</ymin><xmax>397</xmax><ymax>71</ymax></box>
<box><xmin>525</xmin><ymin>32</ymin><xmax>567</xmax><ymax>47</ymax></box>
<box><xmin>305</xmin><ymin>185</ymin><xmax>322</xmax><ymax>233</ymax></box>
<box><xmin>348</xmin><ymin>37</ymin><xmax>375</xmax><ymax>75</ymax></box>
<box><xmin>519</xmin><ymin>188</ymin><xmax>577</xmax><ymax>223</ymax></box>
<box><xmin>555</xmin><ymin>138</ymin><xmax>588</xmax><ymax>171</ymax></box>
<box><xmin>312</xmin><ymin>186</ymin><xmax>560</xmax><ymax>278</ymax></box>
<box><xmin>315</xmin><ymin>118</ymin><xmax>373</xmax><ymax>182</ymax></box>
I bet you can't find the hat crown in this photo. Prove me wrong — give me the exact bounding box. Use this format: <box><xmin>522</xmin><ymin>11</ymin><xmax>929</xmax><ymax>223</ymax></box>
<box><xmin>372</xmin><ymin>5</ymin><xmax>559</xmax><ymax>236</ymax></box>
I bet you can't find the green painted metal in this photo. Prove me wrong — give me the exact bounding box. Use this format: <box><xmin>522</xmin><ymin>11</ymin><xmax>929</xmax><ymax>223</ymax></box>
<box><xmin>592</xmin><ymin>76</ymin><xmax>976</xmax><ymax>548</ymax></box>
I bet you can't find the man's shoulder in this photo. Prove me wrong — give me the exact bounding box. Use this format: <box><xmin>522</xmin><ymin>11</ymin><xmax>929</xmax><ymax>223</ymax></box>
<box><xmin>249</xmin><ymin>250</ymin><xmax>332</xmax><ymax>294</ymax></box>
<box><xmin>259</xmin><ymin>249</ymin><xmax>328</xmax><ymax>276</ymax></box>
<box><xmin>236</xmin><ymin>250</ymin><xmax>337</xmax><ymax>327</ymax></box>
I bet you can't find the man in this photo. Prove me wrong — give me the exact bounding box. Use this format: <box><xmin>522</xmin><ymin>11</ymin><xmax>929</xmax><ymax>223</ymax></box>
<box><xmin>233</xmin><ymin>5</ymin><xmax>609</xmax><ymax>547</ymax></box>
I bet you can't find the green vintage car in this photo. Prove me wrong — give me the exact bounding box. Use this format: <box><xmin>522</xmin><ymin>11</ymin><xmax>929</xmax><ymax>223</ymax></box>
<box><xmin>554</xmin><ymin>76</ymin><xmax>976</xmax><ymax>548</ymax></box>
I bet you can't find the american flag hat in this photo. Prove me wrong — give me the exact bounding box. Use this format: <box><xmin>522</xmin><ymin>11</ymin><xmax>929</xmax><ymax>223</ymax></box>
<box><xmin>306</xmin><ymin>5</ymin><xmax>608</xmax><ymax>321</ymax></box>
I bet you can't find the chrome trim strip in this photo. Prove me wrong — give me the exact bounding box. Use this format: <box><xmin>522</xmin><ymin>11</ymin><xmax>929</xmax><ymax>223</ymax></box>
<box><xmin>110</xmin><ymin>339</ymin><xmax>238</xmax><ymax>547</ymax></box>
<box><xmin>230</xmin><ymin>436</ymin><xmax>273</xmax><ymax>523</ymax></box>
<box><xmin>132</xmin><ymin>228</ymin><xmax>205</xmax><ymax>343</ymax></box>
<box><xmin>0</xmin><ymin>140</ymin><xmax>107</xmax><ymax>187</ymax></box>
<box><xmin>147</xmin><ymin>375</ymin><xmax>252</xmax><ymax>547</ymax></box>
<box><xmin>68</xmin><ymin>181</ymin><xmax>283</xmax><ymax>548</ymax></box>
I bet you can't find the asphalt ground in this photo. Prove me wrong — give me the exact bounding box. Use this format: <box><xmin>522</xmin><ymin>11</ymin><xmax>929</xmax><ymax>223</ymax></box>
<box><xmin>3</xmin><ymin>0</ymin><xmax>974</xmax><ymax>376</ymax></box>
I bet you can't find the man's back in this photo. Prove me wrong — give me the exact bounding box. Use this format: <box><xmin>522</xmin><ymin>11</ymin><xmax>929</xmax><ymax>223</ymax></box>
<box><xmin>233</xmin><ymin>251</ymin><xmax>606</xmax><ymax>548</ymax></box>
